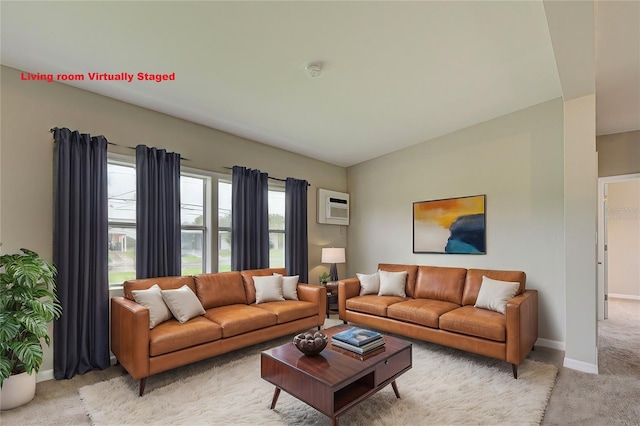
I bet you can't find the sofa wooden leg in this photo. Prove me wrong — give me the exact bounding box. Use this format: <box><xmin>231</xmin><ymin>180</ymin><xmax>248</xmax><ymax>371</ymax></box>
<box><xmin>139</xmin><ymin>377</ymin><xmax>147</xmax><ymax>396</ymax></box>
<box><xmin>512</xmin><ymin>364</ymin><xmax>518</xmax><ymax>379</ymax></box>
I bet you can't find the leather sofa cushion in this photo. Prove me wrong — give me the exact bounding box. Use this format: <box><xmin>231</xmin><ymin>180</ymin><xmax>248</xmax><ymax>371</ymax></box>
<box><xmin>204</xmin><ymin>304</ymin><xmax>277</xmax><ymax>338</ymax></box>
<box><xmin>414</xmin><ymin>266</ymin><xmax>467</xmax><ymax>305</ymax></box>
<box><xmin>462</xmin><ymin>269</ymin><xmax>526</xmax><ymax>306</ymax></box>
<box><xmin>387</xmin><ymin>299</ymin><xmax>460</xmax><ymax>328</ymax></box>
<box><xmin>345</xmin><ymin>295</ymin><xmax>409</xmax><ymax>317</ymax></box>
<box><xmin>378</xmin><ymin>264</ymin><xmax>419</xmax><ymax>298</ymax></box>
<box><xmin>241</xmin><ymin>268</ymin><xmax>287</xmax><ymax>305</ymax></box>
<box><xmin>439</xmin><ymin>305</ymin><xmax>506</xmax><ymax>342</ymax></box>
<box><xmin>195</xmin><ymin>272</ymin><xmax>246</xmax><ymax>309</ymax></box>
<box><xmin>124</xmin><ymin>276</ymin><xmax>196</xmax><ymax>301</ymax></box>
<box><xmin>149</xmin><ymin>316</ymin><xmax>222</xmax><ymax>356</ymax></box>
<box><xmin>252</xmin><ymin>300</ymin><xmax>318</xmax><ymax>324</ymax></box>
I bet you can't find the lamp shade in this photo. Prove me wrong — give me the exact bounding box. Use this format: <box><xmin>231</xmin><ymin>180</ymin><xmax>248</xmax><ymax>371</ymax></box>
<box><xmin>321</xmin><ymin>248</ymin><xmax>345</xmax><ymax>264</ymax></box>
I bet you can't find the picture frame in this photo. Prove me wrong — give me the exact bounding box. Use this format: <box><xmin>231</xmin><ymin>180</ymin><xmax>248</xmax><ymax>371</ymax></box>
<box><xmin>413</xmin><ymin>194</ymin><xmax>486</xmax><ymax>254</ymax></box>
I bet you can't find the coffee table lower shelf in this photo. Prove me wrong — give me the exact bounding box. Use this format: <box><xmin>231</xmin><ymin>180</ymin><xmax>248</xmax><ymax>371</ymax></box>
<box><xmin>260</xmin><ymin>325</ymin><xmax>412</xmax><ymax>426</ymax></box>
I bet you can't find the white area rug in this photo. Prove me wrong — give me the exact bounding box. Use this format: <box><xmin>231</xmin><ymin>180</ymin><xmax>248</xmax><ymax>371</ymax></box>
<box><xmin>80</xmin><ymin>333</ymin><xmax>557</xmax><ymax>425</ymax></box>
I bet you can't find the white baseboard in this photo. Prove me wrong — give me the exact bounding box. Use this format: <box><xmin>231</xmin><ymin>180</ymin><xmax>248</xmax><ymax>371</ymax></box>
<box><xmin>535</xmin><ymin>337</ymin><xmax>565</xmax><ymax>351</ymax></box>
<box><xmin>563</xmin><ymin>356</ymin><xmax>599</xmax><ymax>374</ymax></box>
<box><xmin>37</xmin><ymin>369</ymin><xmax>54</xmax><ymax>383</ymax></box>
<box><xmin>609</xmin><ymin>293</ymin><xmax>640</xmax><ymax>301</ymax></box>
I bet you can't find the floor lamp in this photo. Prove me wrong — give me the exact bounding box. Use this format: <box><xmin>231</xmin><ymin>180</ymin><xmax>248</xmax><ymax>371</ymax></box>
<box><xmin>321</xmin><ymin>248</ymin><xmax>345</xmax><ymax>282</ymax></box>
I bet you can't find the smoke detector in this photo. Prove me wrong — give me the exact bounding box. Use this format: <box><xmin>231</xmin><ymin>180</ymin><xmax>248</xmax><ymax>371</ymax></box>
<box><xmin>306</xmin><ymin>62</ymin><xmax>323</xmax><ymax>78</ymax></box>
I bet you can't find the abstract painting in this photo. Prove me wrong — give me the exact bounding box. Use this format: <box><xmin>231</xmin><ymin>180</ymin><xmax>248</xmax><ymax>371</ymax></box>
<box><xmin>413</xmin><ymin>195</ymin><xmax>486</xmax><ymax>254</ymax></box>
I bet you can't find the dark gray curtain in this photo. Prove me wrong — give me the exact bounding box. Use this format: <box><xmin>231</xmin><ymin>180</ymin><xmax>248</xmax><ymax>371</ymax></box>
<box><xmin>53</xmin><ymin>127</ymin><xmax>110</xmax><ymax>379</ymax></box>
<box><xmin>285</xmin><ymin>178</ymin><xmax>309</xmax><ymax>283</ymax></box>
<box><xmin>231</xmin><ymin>166</ymin><xmax>269</xmax><ymax>270</ymax></box>
<box><xmin>136</xmin><ymin>145</ymin><xmax>181</xmax><ymax>278</ymax></box>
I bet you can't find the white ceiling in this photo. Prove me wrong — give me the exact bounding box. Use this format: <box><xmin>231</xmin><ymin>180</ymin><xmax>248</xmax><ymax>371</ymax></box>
<box><xmin>1</xmin><ymin>1</ymin><xmax>638</xmax><ymax>167</ymax></box>
<box><xmin>594</xmin><ymin>0</ymin><xmax>640</xmax><ymax>136</ymax></box>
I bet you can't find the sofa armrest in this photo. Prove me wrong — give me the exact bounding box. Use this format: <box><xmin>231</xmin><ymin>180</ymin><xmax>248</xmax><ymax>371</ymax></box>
<box><xmin>505</xmin><ymin>289</ymin><xmax>538</xmax><ymax>365</ymax></box>
<box><xmin>338</xmin><ymin>278</ymin><xmax>361</xmax><ymax>320</ymax></box>
<box><xmin>296</xmin><ymin>283</ymin><xmax>327</xmax><ymax>327</ymax></box>
<box><xmin>110</xmin><ymin>297</ymin><xmax>151</xmax><ymax>379</ymax></box>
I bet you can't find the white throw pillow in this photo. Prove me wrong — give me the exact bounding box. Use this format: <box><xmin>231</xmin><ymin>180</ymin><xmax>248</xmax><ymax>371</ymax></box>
<box><xmin>474</xmin><ymin>276</ymin><xmax>520</xmax><ymax>314</ymax></box>
<box><xmin>357</xmin><ymin>272</ymin><xmax>380</xmax><ymax>295</ymax></box>
<box><xmin>378</xmin><ymin>270</ymin><xmax>407</xmax><ymax>297</ymax></box>
<box><xmin>132</xmin><ymin>284</ymin><xmax>173</xmax><ymax>329</ymax></box>
<box><xmin>273</xmin><ymin>273</ymin><xmax>299</xmax><ymax>300</ymax></box>
<box><xmin>160</xmin><ymin>285</ymin><xmax>205</xmax><ymax>323</ymax></box>
<box><xmin>254</xmin><ymin>275</ymin><xmax>285</xmax><ymax>303</ymax></box>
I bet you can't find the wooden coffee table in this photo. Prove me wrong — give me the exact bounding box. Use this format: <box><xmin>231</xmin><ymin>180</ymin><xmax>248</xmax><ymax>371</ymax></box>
<box><xmin>261</xmin><ymin>325</ymin><xmax>412</xmax><ymax>426</ymax></box>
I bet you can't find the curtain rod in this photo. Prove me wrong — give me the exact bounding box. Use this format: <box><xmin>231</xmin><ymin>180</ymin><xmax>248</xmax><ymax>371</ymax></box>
<box><xmin>224</xmin><ymin>166</ymin><xmax>310</xmax><ymax>186</ymax></box>
<box><xmin>50</xmin><ymin>128</ymin><xmax>190</xmax><ymax>161</ymax></box>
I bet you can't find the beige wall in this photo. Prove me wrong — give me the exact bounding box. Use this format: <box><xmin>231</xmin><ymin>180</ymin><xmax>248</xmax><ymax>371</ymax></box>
<box><xmin>563</xmin><ymin>94</ymin><xmax>598</xmax><ymax>371</ymax></box>
<box><xmin>597</xmin><ymin>130</ymin><xmax>640</xmax><ymax>177</ymax></box>
<box><xmin>346</xmin><ymin>98</ymin><xmax>566</xmax><ymax>343</ymax></box>
<box><xmin>607</xmin><ymin>180</ymin><xmax>640</xmax><ymax>298</ymax></box>
<box><xmin>0</xmin><ymin>65</ymin><xmax>348</xmax><ymax>373</ymax></box>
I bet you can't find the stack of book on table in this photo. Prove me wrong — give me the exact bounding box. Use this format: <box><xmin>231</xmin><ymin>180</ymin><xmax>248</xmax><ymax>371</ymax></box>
<box><xmin>331</xmin><ymin>327</ymin><xmax>385</xmax><ymax>355</ymax></box>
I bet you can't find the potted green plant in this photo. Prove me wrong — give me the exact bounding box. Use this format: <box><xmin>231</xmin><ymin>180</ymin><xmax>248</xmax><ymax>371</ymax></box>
<box><xmin>0</xmin><ymin>249</ymin><xmax>62</xmax><ymax>410</ymax></box>
<box><xmin>319</xmin><ymin>272</ymin><xmax>330</xmax><ymax>285</ymax></box>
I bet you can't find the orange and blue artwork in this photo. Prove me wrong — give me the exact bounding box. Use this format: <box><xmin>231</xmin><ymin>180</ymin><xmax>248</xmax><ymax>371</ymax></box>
<box><xmin>413</xmin><ymin>195</ymin><xmax>486</xmax><ymax>254</ymax></box>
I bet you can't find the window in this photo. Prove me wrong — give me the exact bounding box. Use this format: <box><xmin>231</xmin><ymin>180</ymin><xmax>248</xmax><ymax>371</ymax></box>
<box><xmin>268</xmin><ymin>187</ymin><xmax>285</xmax><ymax>268</ymax></box>
<box><xmin>108</xmin><ymin>162</ymin><xmax>136</xmax><ymax>285</ymax></box>
<box><xmin>107</xmin><ymin>157</ymin><xmax>212</xmax><ymax>286</ymax></box>
<box><xmin>217</xmin><ymin>181</ymin><xmax>287</xmax><ymax>270</ymax></box>
<box><xmin>107</xmin><ymin>159</ymin><xmax>286</xmax><ymax>284</ymax></box>
<box><xmin>180</xmin><ymin>175</ymin><xmax>206</xmax><ymax>275</ymax></box>
<box><xmin>218</xmin><ymin>180</ymin><xmax>232</xmax><ymax>272</ymax></box>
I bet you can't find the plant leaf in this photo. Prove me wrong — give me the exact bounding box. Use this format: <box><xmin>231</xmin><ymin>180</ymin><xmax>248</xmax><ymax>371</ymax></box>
<box><xmin>10</xmin><ymin>339</ymin><xmax>43</xmax><ymax>375</ymax></box>
<box><xmin>0</xmin><ymin>355</ymin><xmax>13</xmax><ymax>385</ymax></box>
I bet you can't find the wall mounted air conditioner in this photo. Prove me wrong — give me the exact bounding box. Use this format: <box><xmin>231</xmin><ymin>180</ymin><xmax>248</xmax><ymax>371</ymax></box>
<box><xmin>318</xmin><ymin>188</ymin><xmax>349</xmax><ymax>225</ymax></box>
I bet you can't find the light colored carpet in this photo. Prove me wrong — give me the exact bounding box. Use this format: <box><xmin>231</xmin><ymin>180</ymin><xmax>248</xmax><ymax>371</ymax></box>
<box><xmin>79</xmin><ymin>334</ymin><xmax>557</xmax><ymax>425</ymax></box>
<box><xmin>541</xmin><ymin>297</ymin><xmax>640</xmax><ymax>425</ymax></box>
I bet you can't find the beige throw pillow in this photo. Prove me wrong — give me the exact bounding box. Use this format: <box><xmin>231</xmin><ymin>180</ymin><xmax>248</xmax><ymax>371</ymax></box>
<box><xmin>357</xmin><ymin>272</ymin><xmax>380</xmax><ymax>295</ymax></box>
<box><xmin>378</xmin><ymin>270</ymin><xmax>407</xmax><ymax>297</ymax></box>
<box><xmin>160</xmin><ymin>285</ymin><xmax>205</xmax><ymax>323</ymax></box>
<box><xmin>132</xmin><ymin>284</ymin><xmax>173</xmax><ymax>329</ymax></box>
<box><xmin>273</xmin><ymin>273</ymin><xmax>299</xmax><ymax>300</ymax></box>
<box><xmin>254</xmin><ymin>275</ymin><xmax>285</xmax><ymax>303</ymax></box>
<box><xmin>474</xmin><ymin>276</ymin><xmax>520</xmax><ymax>314</ymax></box>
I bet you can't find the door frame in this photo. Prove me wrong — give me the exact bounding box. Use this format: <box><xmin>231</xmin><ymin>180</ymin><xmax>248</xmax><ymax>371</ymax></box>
<box><xmin>597</xmin><ymin>173</ymin><xmax>640</xmax><ymax>320</ymax></box>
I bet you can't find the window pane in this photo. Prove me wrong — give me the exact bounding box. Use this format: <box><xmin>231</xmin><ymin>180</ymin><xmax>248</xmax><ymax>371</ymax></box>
<box><xmin>218</xmin><ymin>230</ymin><xmax>231</xmax><ymax>272</ymax></box>
<box><xmin>181</xmin><ymin>230</ymin><xmax>203</xmax><ymax>275</ymax></box>
<box><xmin>269</xmin><ymin>232</ymin><xmax>285</xmax><ymax>268</ymax></box>
<box><xmin>181</xmin><ymin>176</ymin><xmax>204</xmax><ymax>226</ymax></box>
<box><xmin>268</xmin><ymin>190</ymin><xmax>285</xmax><ymax>231</ymax></box>
<box><xmin>218</xmin><ymin>181</ymin><xmax>232</xmax><ymax>272</ymax></box>
<box><xmin>219</xmin><ymin>181</ymin><xmax>232</xmax><ymax>228</ymax></box>
<box><xmin>108</xmin><ymin>226</ymin><xmax>136</xmax><ymax>285</ymax></box>
<box><xmin>269</xmin><ymin>188</ymin><xmax>285</xmax><ymax>268</ymax></box>
<box><xmin>108</xmin><ymin>163</ymin><xmax>136</xmax><ymax>223</ymax></box>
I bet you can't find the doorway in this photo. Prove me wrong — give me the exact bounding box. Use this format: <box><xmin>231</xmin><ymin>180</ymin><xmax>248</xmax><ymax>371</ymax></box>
<box><xmin>597</xmin><ymin>173</ymin><xmax>640</xmax><ymax>320</ymax></box>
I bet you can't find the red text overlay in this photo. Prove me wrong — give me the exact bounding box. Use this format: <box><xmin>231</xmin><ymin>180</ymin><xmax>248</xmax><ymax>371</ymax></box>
<box><xmin>20</xmin><ymin>72</ymin><xmax>176</xmax><ymax>83</ymax></box>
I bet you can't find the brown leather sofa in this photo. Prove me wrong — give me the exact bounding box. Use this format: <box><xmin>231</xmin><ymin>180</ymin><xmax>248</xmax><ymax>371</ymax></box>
<box><xmin>338</xmin><ymin>264</ymin><xmax>538</xmax><ymax>378</ymax></box>
<box><xmin>111</xmin><ymin>268</ymin><xmax>326</xmax><ymax>395</ymax></box>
